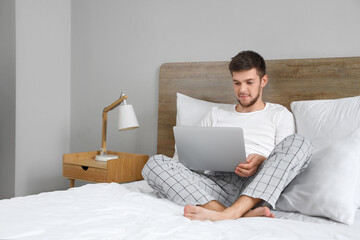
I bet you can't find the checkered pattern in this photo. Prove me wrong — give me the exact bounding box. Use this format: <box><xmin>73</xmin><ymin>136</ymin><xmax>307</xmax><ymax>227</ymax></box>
<box><xmin>142</xmin><ymin>134</ymin><xmax>312</xmax><ymax>208</ymax></box>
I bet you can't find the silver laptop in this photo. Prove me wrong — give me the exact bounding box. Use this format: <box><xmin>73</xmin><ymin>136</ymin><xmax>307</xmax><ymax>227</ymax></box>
<box><xmin>173</xmin><ymin>126</ymin><xmax>247</xmax><ymax>172</ymax></box>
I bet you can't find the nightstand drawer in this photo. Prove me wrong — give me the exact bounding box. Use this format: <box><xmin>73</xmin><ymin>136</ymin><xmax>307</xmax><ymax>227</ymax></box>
<box><xmin>63</xmin><ymin>151</ymin><xmax>148</xmax><ymax>187</ymax></box>
<box><xmin>63</xmin><ymin>164</ymin><xmax>108</xmax><ymax>182</ymax></box>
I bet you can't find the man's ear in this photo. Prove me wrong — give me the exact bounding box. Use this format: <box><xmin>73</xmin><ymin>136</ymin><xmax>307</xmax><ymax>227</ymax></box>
<box><xmin>261</xmin><ymin>75</ymin><xmax>268</xmax><ymax>88</ymax></box>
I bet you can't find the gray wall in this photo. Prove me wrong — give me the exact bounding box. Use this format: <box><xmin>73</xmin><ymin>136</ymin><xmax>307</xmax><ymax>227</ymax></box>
<box><xmin>71</xmin><ymin>0</ymin><xmax>360</xmax><ymax>163</ymax></box>
<box><xmin>0</xmin><ymin>0</ymin><xmax>16</xmax><ymax>199</ymax></box>
<box><xmin>14</xmin><ymin>0</ymin><xmax>71</xmax><ymax>197</ymax></box>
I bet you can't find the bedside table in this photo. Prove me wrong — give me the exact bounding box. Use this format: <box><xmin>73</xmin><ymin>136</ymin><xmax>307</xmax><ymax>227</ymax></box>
<box><xmin>63</xmin><ymin>151</ymin><xmax>148</xmax><ymax>187</ymax></box>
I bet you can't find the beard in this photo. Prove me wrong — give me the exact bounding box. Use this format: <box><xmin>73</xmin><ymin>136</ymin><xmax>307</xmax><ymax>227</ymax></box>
<box><xmin>237</xmin><ymin>91</ymin><xmax>261</xmax><ymax>108</ymax></box>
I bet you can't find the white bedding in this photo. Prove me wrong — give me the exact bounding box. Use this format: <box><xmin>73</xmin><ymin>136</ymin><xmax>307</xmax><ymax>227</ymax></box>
<box><xmin>1</xmin><ymin>181</ymin><xmax>359</xmax><ymax>240</ymax></box>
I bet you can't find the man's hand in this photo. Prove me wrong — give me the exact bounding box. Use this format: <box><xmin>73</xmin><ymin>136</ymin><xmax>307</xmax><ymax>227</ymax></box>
<box><xmin>235</xmin><ymin>154</ymin><xmax>266</xmax><ymax>177</ymax></box>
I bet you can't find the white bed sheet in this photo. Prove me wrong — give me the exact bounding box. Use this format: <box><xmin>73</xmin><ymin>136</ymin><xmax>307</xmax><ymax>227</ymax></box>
<box><xmin>1</xmin><ymin>180</ymin><xmax>359</xmax><ymax>240</ymax></box>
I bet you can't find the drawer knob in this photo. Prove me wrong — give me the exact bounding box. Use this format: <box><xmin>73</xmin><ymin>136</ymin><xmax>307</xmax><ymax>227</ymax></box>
<box><xmin>81</xmin><ymin>166</ymin><xmax>89</xmax><ymax>171</ymax></box>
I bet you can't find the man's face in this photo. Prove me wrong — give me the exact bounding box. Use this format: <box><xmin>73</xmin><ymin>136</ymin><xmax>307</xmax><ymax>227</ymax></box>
<box><xmin>232</xmin><ymin>68</ymin><xmax>267</xmax><ymax>108</ymax></box>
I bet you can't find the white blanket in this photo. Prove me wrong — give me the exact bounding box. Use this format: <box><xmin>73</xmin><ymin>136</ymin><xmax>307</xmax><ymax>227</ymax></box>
<box><xmin>1</xmin><ymin>181</ymin><xmax>359</xmax><ymax>240</ymax></box>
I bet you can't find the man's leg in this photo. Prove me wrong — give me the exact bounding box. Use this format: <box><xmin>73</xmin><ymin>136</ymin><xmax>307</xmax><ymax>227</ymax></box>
<box><xmin>184</xmin><ymin>195</ymin><xmax>273</xmax><ymax>220</ymax></box>
<box><xmin>200</xmin><ymin>200</ymin><xmax>226</xmax><ymax>212</ymax></box>
<box><xmin>241</xmin><ymin>134</ymin><xmax>312</xmax><ymax>208</ymax></box>
<box><xmin>243</xmin><ymin>205</ymin><xmax>274</xmax><ymax>218</ymax></box>
<box><xmin>184</xmin><ymin>134</ymin><xmax>312</xmax><ymax>221</ymax></box>
<box><xmin>142</xmin><ymin>154</ymin><xmax>231</xmax><ymax>207</ymax></box>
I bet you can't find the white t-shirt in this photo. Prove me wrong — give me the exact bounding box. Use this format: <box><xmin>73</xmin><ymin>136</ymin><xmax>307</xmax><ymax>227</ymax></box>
<box><xmin>199</xmin><ymin>103</ymin><xmax>295</xmax><ymax>158</ymax></box>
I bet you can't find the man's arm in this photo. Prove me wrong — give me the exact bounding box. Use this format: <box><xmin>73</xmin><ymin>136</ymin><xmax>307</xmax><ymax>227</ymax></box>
<box><xmin>235</xmin><ymin>107</ymin><xmax>295</xmax><ymax>177</ymax></box>
<box><xmin>235</xmin><ymin>154</ymin><xmax>266</xmax><ymax>177</ymax></box>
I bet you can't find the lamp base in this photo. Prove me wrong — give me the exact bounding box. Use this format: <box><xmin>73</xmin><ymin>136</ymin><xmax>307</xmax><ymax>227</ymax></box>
<box><xmin>95</xmin><ymin>154</ymin><xmax>119</xmax><ymax>161</ymax></box>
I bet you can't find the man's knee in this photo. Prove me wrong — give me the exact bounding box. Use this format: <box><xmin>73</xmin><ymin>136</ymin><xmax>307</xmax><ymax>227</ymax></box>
<box><xmin>283</xmin><ymin>134</ymin><xmax>312</xmax><ymax>152</ymax></box>
<box><xmin>141</xmin><ymin>154</ymin><xmax>167</xmax><ymax>181</ymax></box>
<box><xmin>282</xmin><ymin>134</ymin><xmax>313</xmax><ymax>169</ymax></box>
<box><xmin>269</xmin><ymin>134</ymin><xmax>313</xmax><ymax>168</ymax></box>
<box><xmin>293</xmin><ymin>134</ymin><xmax>313</xmax><ymax>156</ymax></box>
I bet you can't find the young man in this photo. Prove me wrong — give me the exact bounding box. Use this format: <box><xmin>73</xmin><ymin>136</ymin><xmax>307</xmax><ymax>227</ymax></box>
<box><xmin>142</xmin><ymin>50</ymin><xmax>312</xmax><ymax>221</ymax></box>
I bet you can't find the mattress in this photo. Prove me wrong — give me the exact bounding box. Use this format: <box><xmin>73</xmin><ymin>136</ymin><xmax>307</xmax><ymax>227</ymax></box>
<box><xmin>1</xmin><ymin>181</ymin><xmax>359</xmax><ymax>240</ymax></box>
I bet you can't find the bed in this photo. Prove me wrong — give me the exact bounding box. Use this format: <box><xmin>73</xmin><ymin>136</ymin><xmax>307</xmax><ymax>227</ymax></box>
<box><xmin>1</xmin><ymin>56</ymin><xmax>360</xmax><ymax>240</ymax></box>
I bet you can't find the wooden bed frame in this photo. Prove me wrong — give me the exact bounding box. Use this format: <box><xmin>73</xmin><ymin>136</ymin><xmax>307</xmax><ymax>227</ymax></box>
<box><xmin>157</xmin><ymin>57</ymin><xmax>360</xmax><ymax>157</ymax></box>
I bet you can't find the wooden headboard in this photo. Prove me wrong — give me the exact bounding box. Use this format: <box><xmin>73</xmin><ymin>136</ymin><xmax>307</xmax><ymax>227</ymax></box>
<box><xmin>157</xmin><ymin>57</ymin><xmax>360</xmax><ymax>157</ymax></box>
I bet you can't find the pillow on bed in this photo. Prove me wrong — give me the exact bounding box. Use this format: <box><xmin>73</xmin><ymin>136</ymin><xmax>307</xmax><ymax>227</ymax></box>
<box><xmin>290</xmin><ymin>95</ymin><xmax>360</xmax><ymax>149</ymax></box>
<box><xmin>276</xmin><ymin>96</ymin><xmax>360</xmax><ymax>224</ymax></box>
<box><xmin>276</xmin><ymin>127</ymin><xmax>360</xmax><ymax>224</ymax></box>
<box><xmin>176</xmin><ymin>93</ymin><xmax>232</xmax><ymax>126</ymax></box>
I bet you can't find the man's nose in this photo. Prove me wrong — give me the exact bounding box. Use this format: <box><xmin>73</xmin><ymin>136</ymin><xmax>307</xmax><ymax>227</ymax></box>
<box><xmin>239</xmin><ymin>84</ymin><xmax>247</xmax><ymax>93</ymax></box>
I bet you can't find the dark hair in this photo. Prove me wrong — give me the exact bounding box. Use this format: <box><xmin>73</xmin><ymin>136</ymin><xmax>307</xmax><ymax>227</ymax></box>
<box><xmin>228</xmin><ymin>50</ymin><xmax>266</xmax><ymax>78</ymax></box>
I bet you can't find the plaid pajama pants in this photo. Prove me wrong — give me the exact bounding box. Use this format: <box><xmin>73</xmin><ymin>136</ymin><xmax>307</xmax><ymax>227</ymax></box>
<box><xmin>142</xmin><ymin>134</ymin><xmax>312</xmax><ymax>208</ymax></box>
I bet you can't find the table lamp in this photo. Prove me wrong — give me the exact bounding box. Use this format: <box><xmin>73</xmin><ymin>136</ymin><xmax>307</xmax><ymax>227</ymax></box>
<box><xmin>95</xmin><ymin>92</ymin><xmax>139</xmax><ymax>161</ymax></box>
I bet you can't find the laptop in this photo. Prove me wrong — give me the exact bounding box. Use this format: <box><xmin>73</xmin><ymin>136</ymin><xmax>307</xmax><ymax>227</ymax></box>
<box><xmin>173</xmin><ymin>126</ymin><xmax>247</xmax><ymax>172</ymax></box>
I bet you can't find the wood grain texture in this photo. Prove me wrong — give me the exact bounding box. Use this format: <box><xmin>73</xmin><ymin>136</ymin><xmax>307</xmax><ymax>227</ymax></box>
<box><xmin>63</xmin><ymin>151</ymin><xmax>149</xmax><ymax>186</ymax></box>
<box><xmin>157</xmin><ymin>57</ymin><xmax>360</xmax><ymax>157</ymax></box>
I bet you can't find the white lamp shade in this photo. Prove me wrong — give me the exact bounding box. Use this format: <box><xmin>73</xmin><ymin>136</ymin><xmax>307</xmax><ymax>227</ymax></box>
<box><xmin>118</xmin><ymin>104</ymin><xmax>139</xmax><ymax>131</ymax></box>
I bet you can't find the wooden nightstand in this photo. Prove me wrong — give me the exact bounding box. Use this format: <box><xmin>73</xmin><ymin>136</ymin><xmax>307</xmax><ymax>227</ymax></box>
<box><xmin>63</xmin><ymin>151</ymin><xmax>148</xmax><ymax>187</ymax></box>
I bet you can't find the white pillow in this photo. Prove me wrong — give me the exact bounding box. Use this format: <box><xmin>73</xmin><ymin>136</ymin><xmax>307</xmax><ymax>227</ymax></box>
<box><xmin>290</xmin><ymin>96</ymin><xmax>360</xmax><ymax>149</ymax></box>
<box><xmin>176</xmin><ymin>93</ymin><xmax>232</xmax><ymax>126</ymax></box>
<box><xmin>276</xmin><ymin>96</ymin><xmax>360</xmax><ymax>224</ymax></box>
<box><xmin>276</xmin><ymin>127</ymin><xmax>360</xmax><ymax>224</ymax></box>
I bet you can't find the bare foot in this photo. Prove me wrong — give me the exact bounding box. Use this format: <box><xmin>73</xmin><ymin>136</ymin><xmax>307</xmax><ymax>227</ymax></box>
<box><xmin>184</xmin><ymin>205</ymin><xmax>237</xmax><ymax>221</ymax></box>
<box><xmin>199</xmin><ymin>200</ymin><xmax>226</xmax><ymax>212</ymax></box>
<box><xmin>243</xmin><ymin>206</ymin><xmax>275</xmax><ymax>218</ymax></box>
